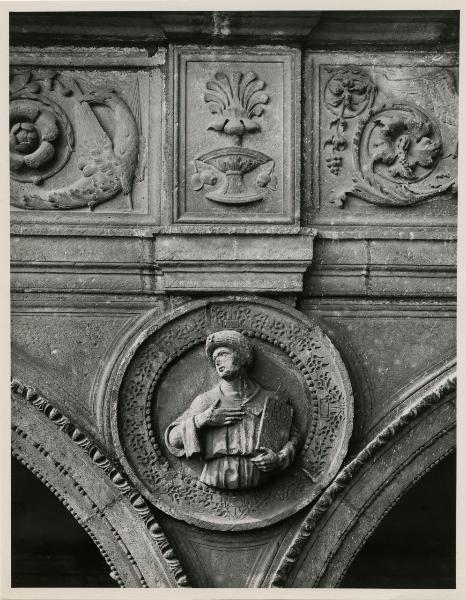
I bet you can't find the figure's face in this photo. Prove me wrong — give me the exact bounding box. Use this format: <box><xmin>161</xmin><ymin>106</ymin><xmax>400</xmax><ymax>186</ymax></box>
<box><xmin>212</xmin><ymin>346</ymin><xmax>243</xmax><ymax>381</ymax></box>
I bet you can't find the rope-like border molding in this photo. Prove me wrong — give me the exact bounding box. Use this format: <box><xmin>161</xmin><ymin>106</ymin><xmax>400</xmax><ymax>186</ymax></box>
<box><xmin>12</xmin><ymin>426</ymin><xmax>127</xmax><ymax>588</ymax></box>
<box><xmin>270</xmin><ymin>371</ymin><xmax>456</xmax><ymax>587</ymax></box>
<box><xmin>11</xmin><ymin>377</ymin><xmax>190</xmax><ymax>588</ymax></box>
<box><xmin>334</xmin><ymin>444</ymin><xmax>454</xmax><ymax>587</ymax></box>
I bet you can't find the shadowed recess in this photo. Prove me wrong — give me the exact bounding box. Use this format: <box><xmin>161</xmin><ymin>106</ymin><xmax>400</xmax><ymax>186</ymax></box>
<box><xmin>341</xmin><ymin>451</ymin><xmax>455</xmax><ymax>588</ymax></box>
<box><xmin>11</xmin><ymin>457</ymin><xmax>119</xmax><ymax>588</ymax></box>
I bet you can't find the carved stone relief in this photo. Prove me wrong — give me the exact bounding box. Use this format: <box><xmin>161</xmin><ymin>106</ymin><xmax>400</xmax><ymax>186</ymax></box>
<box><xmin>323</xmin><ymin>67</ymin><xmax>376</xmax><ymax>176</ymax></box>
<box><xmin>316</xmin><ymin>60</ymin><xmax>458</xmax><ymax>209</ymax></box>
<box><xmin>111</xmin><ymin>298</ymin><xmax>353</xmax><ymax>531</ymax></box>
<box><xmin>10</xmin><ymin>68</ymin><xmax>146</xmax><ymax>211</ymax></box>
<box><xmin>164</xmin><ymin>329</ymin><xmax>298</xmax><ymax>490</ymax></box>
<box><xmin>173</xmin><ymin>47</ymin><xmax>300</xmax><ymax>224</ymax></box>
<box><xmin>192</xmin><ymin>71</ymin><xmax>277</xmax><ymax>205</ymax></box>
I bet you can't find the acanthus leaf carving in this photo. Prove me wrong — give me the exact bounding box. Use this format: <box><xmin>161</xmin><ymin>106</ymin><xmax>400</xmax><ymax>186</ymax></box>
<box><xmin>334</xmin><ymin>102</ymin><xmax>456</xmax><ymax>208</ymax></box>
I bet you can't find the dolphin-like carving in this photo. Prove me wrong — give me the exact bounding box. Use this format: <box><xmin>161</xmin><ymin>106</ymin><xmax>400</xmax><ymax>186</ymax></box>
<box><xmin>11</xmin><ymin>85</ymin><xmax>140</xmax><ymax>211</ymax></box>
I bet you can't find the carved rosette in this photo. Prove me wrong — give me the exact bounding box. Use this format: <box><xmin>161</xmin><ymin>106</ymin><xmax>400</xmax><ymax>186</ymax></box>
<box><xmin>192</xmin><ymin>71</ymin><xmax>277</xmax><ymax>205</ymax></box>
<box><xmin>323</xmin><ymin>67</ymin><xmax>376</xmax><ymax>175</ymax></box>
<box><xmin>10</xmin><ymin>72</ymin><xmax>74</xmax><ymax>185</ymax></box>
<box><xmin>10</xmin><ymin>69</ymin><xmax>141</xmax><ymax>211</ymax></box>
<box><xmin>110</xmin><ymin>298</ymin><xmax>353</xmax><ymax>531</ymax></box>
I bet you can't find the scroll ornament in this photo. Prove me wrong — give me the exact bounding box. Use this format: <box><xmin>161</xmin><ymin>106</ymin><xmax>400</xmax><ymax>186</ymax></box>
<box><xmin>324</xmin><ymin>67</ymin><xmax>458</xmax><ymax>208</ymax></box>
<box><xmin>330</xmin><ymin>102</ymin><xmax>456</xmax><ymax>208</ymax></box>
<box><xmin>10</xmin><ymin>69</ymin><xmax>145</xmax><ymax>210</ymax></box>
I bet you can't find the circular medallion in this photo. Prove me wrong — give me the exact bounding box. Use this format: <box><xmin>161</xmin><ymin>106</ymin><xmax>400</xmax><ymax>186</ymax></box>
<box><xmin>111</xmin><ymin>298</ymin><xmax>353</xmax><ymax>531</ymax></box>
<box><xmin>360</xmin><ymin>103</ymin><xmax>442</xmax><ymax>185</ymax></box>
<box><xmin>9</xmin><ymin>93</ymin><xmax>74</xmax><ymax>184</ymax></box>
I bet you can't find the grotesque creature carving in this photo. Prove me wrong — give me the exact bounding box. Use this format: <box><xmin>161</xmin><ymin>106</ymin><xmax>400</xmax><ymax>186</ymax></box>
<box><xmin>10</xmin><ymin>71</ymin><xmax>141</xmax><ymax>211</ymax></box>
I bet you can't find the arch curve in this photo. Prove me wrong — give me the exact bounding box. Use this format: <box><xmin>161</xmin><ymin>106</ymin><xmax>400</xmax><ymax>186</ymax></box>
<box><xmin>11</xmin><ymin>378</ymin><xmax>189</xmax><ymax>588</ymax></box>
<box><xmin>267</xmin><ymin>369</ymin><xmax>456</xmax><ymax>587</ymax></box>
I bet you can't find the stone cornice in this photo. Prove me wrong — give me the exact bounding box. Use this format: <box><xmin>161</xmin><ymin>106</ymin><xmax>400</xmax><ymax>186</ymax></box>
<box><xmin>10</xmin><ymin>11</ymin><xmax>458</xmax><ymax>47</ymax></box>
<box><xmin>269</xmin><ymin>370</ymin><xmax>456</xmax><ymax>587</ymax></box>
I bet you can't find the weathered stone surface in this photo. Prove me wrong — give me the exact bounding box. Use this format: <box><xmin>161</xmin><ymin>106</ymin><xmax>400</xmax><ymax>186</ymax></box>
<box><xmin>171</xmin><ymin>46</ymin><xmax>300</xmax><ymax>225</ymax></box>
<box><xmin>112</xmin><ymin>297</ymin><xmax>353</xmax><ymax>530</ymax></box>
<box><xmin>306</xmin><ymin>51</ymin><xmax>458</xmax><ymax>225</ymax></box>
<box><xmin>10</xmin><ymin>9</ymin><xmax>457</xmax><ymax>590</ymax></box>
<box><xmin>10</xmin><ymin>49</ymin><xmax>163</xmax><ymax>223</ymax></box>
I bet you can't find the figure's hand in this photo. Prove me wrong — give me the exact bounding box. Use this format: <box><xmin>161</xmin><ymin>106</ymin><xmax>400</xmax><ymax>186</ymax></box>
<box><xmin>250</xmin><ymin>447</ymin><xmax>280</xmax><ymax>472</ymax></box>
<box><xmin>195</xmin><ymin>402</ymin><xmax>245</xmax><ymax>428</ymax></box>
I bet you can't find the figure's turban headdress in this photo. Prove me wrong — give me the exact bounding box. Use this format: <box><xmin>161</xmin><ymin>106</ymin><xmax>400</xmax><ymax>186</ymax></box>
<box><xmin>205</xmin><ymin>330</ymin><xmax>253</xmax><ymax>366</ymax></box>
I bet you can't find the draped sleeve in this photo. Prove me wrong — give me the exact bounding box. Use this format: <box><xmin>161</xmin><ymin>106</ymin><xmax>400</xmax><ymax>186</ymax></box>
<box><xmin>164</xmin><ymin>392</ymin><xmax>215</xmax><ymax>458</ymax></box>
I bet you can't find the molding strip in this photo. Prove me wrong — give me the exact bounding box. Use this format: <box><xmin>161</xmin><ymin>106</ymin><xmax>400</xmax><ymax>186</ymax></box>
<box><xmin>11</xmin><ymin>377</ymin><xmax>190</xmax><ymax>588</ymax></box>
<box><xmin>269</xmin><ymin>371</ymin><xmax>456</xmax><ymax>587</ymax></box>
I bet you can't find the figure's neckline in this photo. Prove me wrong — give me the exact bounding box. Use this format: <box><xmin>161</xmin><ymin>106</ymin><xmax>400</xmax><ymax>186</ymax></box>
<box><xmin>218</xmin><ymin>381</ymin><xmax>260</xmax><ymax>406</ymax></box>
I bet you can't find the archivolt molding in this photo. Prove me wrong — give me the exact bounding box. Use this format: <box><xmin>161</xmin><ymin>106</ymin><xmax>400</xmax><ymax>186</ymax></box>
<box><xmin>12</xmin><ymin>425</ymin><xmax>130</xmax><ymax>588</ymax></box>
<box><xmin>269</xmin><ymin>370</ymin><xmax>456</xmax><ymax>587</ymax></box>
<box><xmin>11</xmin><ymin>377</ymin><xmax>189</xmax><ymax>588</ymax></box>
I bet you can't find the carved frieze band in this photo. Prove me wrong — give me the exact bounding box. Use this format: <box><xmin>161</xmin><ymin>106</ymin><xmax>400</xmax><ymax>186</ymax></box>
<box><xmin>269</xmin><ymin>370</ymin><xmax>456</xmax><ymax>587</ymax></box>
<box><xmin>10</xmin><ymin>377</ymin><xmax>189</xmax><ymax>587</ymax></box>
<box><xmin>10</xmin><ymin>69</ymin><xmax>145</xmax><ymax>210</ymax></box>
<box><xmin>320</xmin><ymin>64</ymin><xmax>458</xmax><ymax>208</ymax></box>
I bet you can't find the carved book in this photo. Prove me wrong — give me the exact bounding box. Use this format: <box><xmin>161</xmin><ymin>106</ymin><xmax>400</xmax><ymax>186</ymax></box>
<box><xmin>256</xmin><ymin>396</ymin><xmax>294</xmax><ymax>453</ymax></box>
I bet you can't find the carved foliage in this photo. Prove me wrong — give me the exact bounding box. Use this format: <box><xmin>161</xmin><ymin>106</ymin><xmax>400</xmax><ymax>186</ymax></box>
<box><xmin>346</xmin><ymin>103</ymin><xmax>452</xmax><ymax>206</ymax></box>
<box><xmin>323</xmin><ymin>65</ymin><xmax>458</xmax><ymax>208</ymax></box>
<box><xmin>323</xmin><ymin>67</ymin><xmax>376</xmax><ymax>175</ymax></box>
<box><xmin>192</xmin><ymin>71</ymin><xmax>277</xmax><ymax>205</ymax></box>
<box><xmin>116</xmin><ymin>300</ymin><xmax>353</xmax><ymax>531</ymax></box>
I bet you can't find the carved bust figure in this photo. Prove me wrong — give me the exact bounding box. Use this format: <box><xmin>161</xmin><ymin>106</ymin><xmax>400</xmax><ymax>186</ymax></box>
<box><xmin>165</xmin><ymin>330</ymin><xmax>299</xmax><ymax>490</ymax></box>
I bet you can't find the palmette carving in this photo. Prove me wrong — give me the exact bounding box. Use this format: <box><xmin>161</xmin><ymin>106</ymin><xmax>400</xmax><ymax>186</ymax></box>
<box><xmin>10</xmin><ymin>70</ymin><xmax>140</xmax><ymax>210</ymax></box>
<box><xmin>191</xmin><ymin>71</ymin><xmax>277</xmax><ymax>205</ymax></box>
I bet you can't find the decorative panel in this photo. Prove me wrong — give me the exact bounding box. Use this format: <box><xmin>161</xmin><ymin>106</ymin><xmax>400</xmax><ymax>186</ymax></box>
<box><xmin>307</xmin><ymin>52</ymin><xmax>458</xmax><ymax>226</ymax></box>
<box><xmin>9</xmin><ymin>48</ymin><xmax>164</xmax><ymax>228</ymax></box>
<box><xmin>170</xmin><ymin>46</ymin><xmax>300</xmax><ymax>225</ymax></box>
